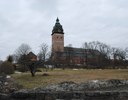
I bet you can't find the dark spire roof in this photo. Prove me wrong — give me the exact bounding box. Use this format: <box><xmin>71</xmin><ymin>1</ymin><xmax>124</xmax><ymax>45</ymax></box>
<box><xmin>56</xmin><ymin>17</ymin><xmax>59</xmax><ymax>23</ymax></box>
<box><xmin>52</xmin><ymin>18</ymin><xmax>64</xmax><ymax>35</ymax></box>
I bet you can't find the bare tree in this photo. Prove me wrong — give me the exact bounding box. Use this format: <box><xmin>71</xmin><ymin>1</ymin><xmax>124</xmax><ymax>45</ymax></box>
<box><xmin>125</xmin><ymin>47</ymin><xmax>128</xmax><ymax>60</ymax></box>
<box><xmin>118</xmin><ymin>48</ymin><xmax>126</xmax><ymax>60</ymax></box>
<box><xmin>110</xmin><ymin>47</ymin><xmax>126</xmax><ymax>67</ymax></box>
<box><xmin>116</xmin><ymin>48</ymin><xmax>126</xmax><ymax>67</ymax></box>
<box><xmin>15</xmin><ymin>43</ymin><xmax>31</xmax><ymax>61</ymax></box>
<box><xmin>111</xmin><ymin>47</ymin><xmax>117</xmax><ymax>67</ymax></box>
<box><xmin>38</xmin><ymin>43</ymin><xmax>49</xmax><ymax>65</ymax></box>
<box><xmin>83</xmin><ymin>42</ymin><xmax>89</xmax><ymax>67</ymax></box>
<box><xmin>88</xmin><ymin>41</ymin><xmax>100</xmax><ymax>50</ymax></box>
<box><xmin>125</xmin><ymin>47</ymin><xmax>128</xmax><ymax>66</ymax></box>
<box><xmin>87</xmin><ymin>41</ymin><xmax>101</xmax><ymax>67</ymax></box>
<box><xmin>97</xmin><ymin>42</ymin><xmax>111</xmax><ymax>67</ymax></box>
<box><xmin>87</xmin><ymin>41</ymin><xmax>111</xmax><ymax>67</ymax></box>
<box><xmin>14</xmin><ymin>43</ymin><xmax>31</xmax><ymax>71</ymax></box>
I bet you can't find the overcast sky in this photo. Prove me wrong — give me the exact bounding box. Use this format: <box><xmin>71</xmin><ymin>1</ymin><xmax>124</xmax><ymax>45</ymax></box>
<box><xmin>0</xmin><ymin>0</ymin><xmax>128</xmax><ymax>60</ymax></box>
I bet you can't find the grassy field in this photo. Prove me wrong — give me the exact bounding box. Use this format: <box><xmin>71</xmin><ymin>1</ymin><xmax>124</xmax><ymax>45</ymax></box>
<box><xmin>11</xmin><ymin>68</ymin><xmax>128</xmax><ymax>89</ymax></box>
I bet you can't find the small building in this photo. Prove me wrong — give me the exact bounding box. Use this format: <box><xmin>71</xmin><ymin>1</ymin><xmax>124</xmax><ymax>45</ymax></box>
<box><xmin>27</xmin><ymin>52</ymin><xmax>37</xmax><ymax>61</ymax></box>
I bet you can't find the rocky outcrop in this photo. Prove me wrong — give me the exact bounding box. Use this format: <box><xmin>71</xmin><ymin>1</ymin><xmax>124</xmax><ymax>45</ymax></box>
<box><xmin>1</xmin><ymin>90</ymin><xmax>128</xmax><ymax>100</ymax></box>
<box><xmin>38</xmin><ymin>79</ymin><xmax>128</xmax><ymax>92</ymax></box>
<box><xmin>0</xmin><ymin>75</ymin><xmax>22</xmax><ymax>94</ymax></box>
<box><xmin>0</xmin><ymin>79</ymin><xmax>128</xmax><ymax>100</ymax></box>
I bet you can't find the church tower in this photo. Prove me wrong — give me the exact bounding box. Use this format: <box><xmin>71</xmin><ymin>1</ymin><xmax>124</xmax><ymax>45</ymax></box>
<box><xmin>52</xmin><ymin>18</ymin><xmax>64</xmax><ymax>53</ymax></box>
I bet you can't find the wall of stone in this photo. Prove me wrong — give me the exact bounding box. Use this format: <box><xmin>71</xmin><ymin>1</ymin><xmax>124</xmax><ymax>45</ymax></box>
<box><xmin>0</xmin><ymin>91</ymin><xmax>128</xmax><ymax>100</ymax></box>
<box><xmin>1</xmin><ymin>79</ymin><xmax>128</xmax><ymax>100</ymax></box>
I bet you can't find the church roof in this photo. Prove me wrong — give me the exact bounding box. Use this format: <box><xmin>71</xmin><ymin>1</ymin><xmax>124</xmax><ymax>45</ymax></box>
<box><xmin>52</xmin><ymin>18</ymin><xmax>64</xmax><ymax>35</ymax></box>
<box><xmin>63</xmin><ymin>47</ymin><xmax>101</xmax><ymax>58</ymax></box>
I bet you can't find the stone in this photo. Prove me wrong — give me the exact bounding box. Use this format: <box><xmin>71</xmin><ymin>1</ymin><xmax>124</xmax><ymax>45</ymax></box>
<box><xmin>1</xmin><ymin>79</ymin><xmax>128</xmax><ymax>100</ymax></box>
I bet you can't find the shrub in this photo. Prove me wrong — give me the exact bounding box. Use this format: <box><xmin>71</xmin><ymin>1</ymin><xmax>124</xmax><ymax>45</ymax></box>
<box><xmin>7</xmin><ymin>55</ymin><xmax>13</xmax><ymax>63</ymax></box>
<box><xmin>16</xmin><ymin>64</ymin><xmax>29</xmax><ymax>72</ymax></box>
<box><xmin>0</xmin><ymin>61</ymin><xmax>14</xmax><ymax>74</ymax></box>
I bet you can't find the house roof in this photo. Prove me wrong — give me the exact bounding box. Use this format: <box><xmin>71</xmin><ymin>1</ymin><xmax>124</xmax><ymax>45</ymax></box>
<box><xmin>27</xmin><ymin>52</ymin><xmax>37</xmax><ymax>57</ymax></box>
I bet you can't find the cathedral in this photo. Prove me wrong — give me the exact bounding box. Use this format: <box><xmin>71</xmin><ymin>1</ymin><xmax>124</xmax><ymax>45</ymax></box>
<box><xmin>51</xmin><ymin>18</ymin><xmax>101</xmax><ymax>66</ymax></box>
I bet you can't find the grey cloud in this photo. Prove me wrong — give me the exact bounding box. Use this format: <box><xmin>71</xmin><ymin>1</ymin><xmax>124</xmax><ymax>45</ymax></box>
<box><xmin>0</xmin><ymin>0</ymin><xmax>128</xmax><ymax>60</ymax></box>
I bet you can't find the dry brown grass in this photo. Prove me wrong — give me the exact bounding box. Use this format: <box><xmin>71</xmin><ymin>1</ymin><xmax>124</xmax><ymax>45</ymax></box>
<box><xmin>11</xmin><ymin>69</ymin><xmax>128</xmax><ymax>89</ymax></box>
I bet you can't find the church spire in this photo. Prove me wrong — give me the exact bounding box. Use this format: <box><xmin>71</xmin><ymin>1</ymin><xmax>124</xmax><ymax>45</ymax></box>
<box><xmin>56</xmin><ymin>17</ymin><xmax>59</xmax><ymax>23</ymax></box>
<box><xmin>52</xmin><ymin>18</ymin><xmax>64</xmax><ymax>35</ymax></box>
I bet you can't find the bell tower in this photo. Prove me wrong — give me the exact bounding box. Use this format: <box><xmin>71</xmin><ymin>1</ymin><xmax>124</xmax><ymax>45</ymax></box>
<box><xmin>52</xmin><ymin>18</ymin><xmax>64</xmax><ymax>53</ymax></box>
